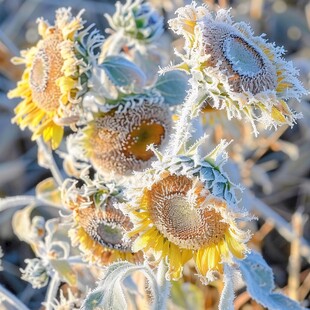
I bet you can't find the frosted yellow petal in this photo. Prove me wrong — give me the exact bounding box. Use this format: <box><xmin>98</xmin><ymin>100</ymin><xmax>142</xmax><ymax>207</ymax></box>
<box><xmin>226</xmin><ymin>233</ymin><xmax>245</xmax><ymax>259</ymax></box>
<box><xmin>271</xmin><ymin>106</ymin><xmax>286</xmax><ymax>123</ymax></box>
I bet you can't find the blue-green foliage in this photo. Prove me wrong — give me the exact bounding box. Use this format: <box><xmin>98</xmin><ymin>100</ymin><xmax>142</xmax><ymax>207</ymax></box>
<box><xmin>238</xmin><ymin>251</ymin><xmax>306</xmax><ymax>310</ymax></box>
<box><xmin>101</xmin><ymin>56</ymin><xmax>146</xmax><ymax>88</ymax></box>
<box><xmin>155</xmin><ymin>71</ymin><xmax>189</xmax><ymax>106</ymax></box>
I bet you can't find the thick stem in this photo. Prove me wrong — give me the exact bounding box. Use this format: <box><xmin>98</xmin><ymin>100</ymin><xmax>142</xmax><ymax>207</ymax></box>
<box><xmin>171</xmin><ymin>89</ymin><xmax>207</xmax><ymax>155</ymax></box>
<box><xmin>155</xmin><ymin>260</ymin><xmax>170</xmax><ymax>310</ymax></box>
<box><xmin>45</xmin><ymin>273</ymin><xmax>60</xmax><ymax>310</ymax></box>
<box><xmin>0</xmin><ymin>284</ymin><xmax>30</xmax><ymax>310</ymax></box>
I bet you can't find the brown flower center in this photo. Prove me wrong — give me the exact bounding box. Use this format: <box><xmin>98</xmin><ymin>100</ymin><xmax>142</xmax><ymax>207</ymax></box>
<box><xmin>146</xmin><ymin>174</ymin><xmax>229</xmax><ymax>250</ymax></box>
<box><xmin>123</xmin><ymin>121</ymin><xmax>165</xmax><ymax>161</ymax></box>
<box><xmin>85</xmin><ymin>102</ymin><xmax>171</xmax><ymax>176</ymax></box>
<box><xmin>76</xmin><ymin>203</ymin><xmax>133</xmax><ymax>252</ymax></box>
<box><xmin>202</xmin><ymin>24</ymin><xmax>277</xmax><ymax>94</ymax></box>
<box><xmin>30</xmin><ymin>31</ymin><xmax>64</xmax><ymax>112</ymax></box>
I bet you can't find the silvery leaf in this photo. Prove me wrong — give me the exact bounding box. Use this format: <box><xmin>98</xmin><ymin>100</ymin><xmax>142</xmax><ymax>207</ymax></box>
<box><xmin>238</xmin><ymin>251</ymin><xmax>305</xmax><ymax>310</ymax></box>
<box><xmin>100</xmin><ymin>56</ymin><xmax>146</xmax><ymax>90</ymax></box>
<box><xmin>155</xmin><ymin>71</ymin><xmax>189</xmax><ymax>106</ymax></box>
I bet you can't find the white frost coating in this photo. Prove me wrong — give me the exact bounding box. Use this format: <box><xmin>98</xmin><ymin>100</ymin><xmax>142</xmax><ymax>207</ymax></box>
<box><xmin>67</xmin><ymin>92</ymin><xmax>172</xmax><ymax>178</ymax></box>
<box><xmin>168</xmin><ymin>2</ymin><xmax>307</xmax><ymax>134</ymax></box>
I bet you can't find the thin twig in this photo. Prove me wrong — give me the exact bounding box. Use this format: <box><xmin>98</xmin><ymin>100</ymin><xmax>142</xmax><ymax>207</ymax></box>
<box><xmin>288</xmin><ymin>208</ymin><xmax>304</xmax><ymax>300</ymax></box>
<box><xmin>248</xmin><ymin>125</ymin><xmax>288</xmax><ymax>166</ymax></box>
<box><xmin>298</xmin><ymin>270</ymin><xmax>310</xmax><ymax>302</ymax></box>
<box><xmin>37</xmin><ymin>138</ymin><xmax>64</xmax><ymax>187</ymax></box>
<box><xmin>250</xmin><ymin>0</ymin><xmax>264</xmax><ymax>20</ymax></box>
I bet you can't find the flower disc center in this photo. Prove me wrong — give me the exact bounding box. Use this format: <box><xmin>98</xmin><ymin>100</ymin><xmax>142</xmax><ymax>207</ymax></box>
<box><xmin>96</xmin><ymin>222</ymin><xmax>126</xmax><ymax>247</ymax></box>
<box><xmin>30</xmin><ymin>32</ymin><xmax>64</xmax><ymax>112</ymax></box>
<box><xmin>30</xmin><ymin>49</ymin><xmax>49</xmax><ymax>93</ymax></box>
<box><xmin>223</xmin><ymin>35</ymin><xmax>263</xmax><ymax>77</ymax></box>
<box><xmin>147</xmin><ymin>174</ymin><xmax>228</xmax><ymax>250</ymax></box>
<box><xmin>124</xmin><ymin>121</ymin><xmax>165</xmax><ymax>161</ymax></box>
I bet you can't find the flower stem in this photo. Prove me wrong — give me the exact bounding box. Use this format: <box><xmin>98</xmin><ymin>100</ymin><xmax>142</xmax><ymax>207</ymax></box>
<box><xmin>0</xmin><ymin>284</ymin><xmax>30</xmax><ymax>310</ymax></box>
<box><xmin>171</xmin><ymin>88</ymin><xmax>208</xmax><ymax>155</ymax></box>
<box><xmin>0</xmin><ymin>196</ymin><xmax>66</xmax><ymax>213</ymax></box>
<box><xmin>45</xmin><ymin>273</ymin><xmax>60</xmax><ymax>310</ymax></box>
<box><xmin>37</xmin><ymin>138</ymin><xmax>63</xmax><ymax>187</ymax></box>
<box><xmin>0</xmin><ymin>196</ymin><xmax>37</xmax><ymax>213</ymax></box>
<box><xmin>155</xmin><ymin>260</ymin><xmax>170</xmax><ymax>310</ymax></box>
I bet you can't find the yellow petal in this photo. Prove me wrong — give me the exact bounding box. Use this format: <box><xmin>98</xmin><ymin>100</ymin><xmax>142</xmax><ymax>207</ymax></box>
<box><xmin>51</xmin><ymin>125</ymin><xmax>64</xmax><ymax>149</ymax></box>
<box><xmin>195</xmin><ymin>248</ymin><xmax>209</xmax><ymax>276</ymax></box>
<box><xmin>225</xmin><ymin>233</ymin><xmax>245</xmax><ymax>259</ymax></box>
<box><xmin>271</xmin><ymin>106</ymin><xmax>286</xmax><ymax>123</ymax></box>
<box><xmin>169</xmin><ymin>243</ymin><xmax>183</xmax><ymax>280</ymax></box>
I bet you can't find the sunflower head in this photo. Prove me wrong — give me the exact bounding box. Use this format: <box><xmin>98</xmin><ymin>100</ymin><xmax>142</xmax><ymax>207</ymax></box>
<box><xmin>74</xmin><ymin>93</ymin><xmax>172</xmax><ymax>178</ymax></box>
<box><xmin>125</xmin><ymin>148</ymin><xmax>250</xmax><ymax>282</ymax></box>
<box><xmin>62</xmin><ymin>174</ymin><xmax>143</xmax><ymax>265</ymax></box>
<box><xmin>8</xmin><ymin>8</ymin><xmax>103</xmax><ymax>149</ymax></box>
<box><xmin>168</xmin><ymin>2</ymin><xmax>306</xmax><ymax>134</ymax></box>
<box><xmin>105</xmin><ymin>0</ymin><xmax>164</xmax><ymax>44</ymax></box>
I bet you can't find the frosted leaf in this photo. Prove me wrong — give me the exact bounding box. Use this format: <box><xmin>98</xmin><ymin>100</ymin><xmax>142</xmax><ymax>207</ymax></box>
<box><xmin>199</xmin><ymin>167</ymin><xmax>214</xmax><ymax>182</ymax></box>
<box><xmin>100</xmin><ymin>56</ymin><xmax>146</xmax><ymax>89</ymax></box>
<box><xmin>238</xmin><ymin>251</ymin><xmax>305</xmax><ymax>310</ymax></box>
<box><xmin>82</xmin><ymin>261</ymin><xmax>161</xmax><ymax>310</ymax></box>
<box><xmin>155</xmin><ymin>71</ymin><xmax>189</xmax><ymax>106</ymax></box>
<box><xmin>212</xmin><ymin>182</ymin><xmax>226</xmax><ymax>197</ymax></box>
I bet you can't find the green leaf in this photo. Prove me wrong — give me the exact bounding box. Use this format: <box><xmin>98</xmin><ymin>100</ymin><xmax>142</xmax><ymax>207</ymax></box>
<box><xmin>155</xmin><ymin>71</ymin><xmax>189</xmax><ymax>106</ymax></box>
<box><xmin>100</xmin><ymin>56</ymin><xmax>146</xmax><ymax>89</ymax></box>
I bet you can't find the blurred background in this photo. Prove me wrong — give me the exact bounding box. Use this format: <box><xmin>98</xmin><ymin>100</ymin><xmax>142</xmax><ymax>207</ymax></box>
<box><xmin>0</xmin><ymin>0</ymin><xmax>309</xmax><ymax>309</ymax></box>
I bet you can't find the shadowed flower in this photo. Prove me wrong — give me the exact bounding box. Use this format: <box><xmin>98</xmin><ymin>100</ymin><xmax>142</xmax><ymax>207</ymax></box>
<box><xmin>124</xmin><ymin>147</ymin><xmax>250</xmax><ymax>282</ymax></box>
<box><xmin>69</xmin><ymin>92</ymin><xmax>172</xmax><ymax>178</ymax></box>
<box><xmin>63</xmin><ymin>174</ymin><xmax>143</xmax><ymax>266</ymax></box>
<box><xmin>8</xmin><ymin>8</ymin><xmax>103</xmax><ymax>149</ymax></box>
<box><xmin>168</xmin><ymin>2</ymin><xmax>307</xmax><ymax>134</ymax></box>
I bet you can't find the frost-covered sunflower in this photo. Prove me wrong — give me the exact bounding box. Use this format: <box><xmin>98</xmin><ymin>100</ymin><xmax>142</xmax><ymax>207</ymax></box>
<box><xmin>105</xmin><ymin>0</ymin><xmax>163</xmax><ymax>44</ymax></box>
<box><xmin>8</xmin><ymin>8</ymin><xmax>103</xmax><ymax>149</ymax></box>
<box><xmin>124</xmin><ymin>145</ymin><xmax>250</xmax><ymax>282</ymax></box>
<box><xmin>63</xmin><ymin>175</ymin><xmax>143</xmax><ymax>265</ymax></box>
<box><xmin>69</xmin><ymin>92</ymin><xmax>172</xmax><ymax>178</ymax></box>
<box><xmin>168</xmin><ymin>2</ymin><xmax>307</xmax><ymax>134</ymax></box>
